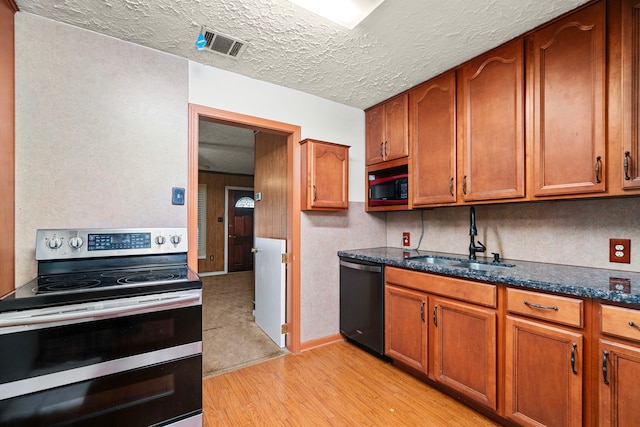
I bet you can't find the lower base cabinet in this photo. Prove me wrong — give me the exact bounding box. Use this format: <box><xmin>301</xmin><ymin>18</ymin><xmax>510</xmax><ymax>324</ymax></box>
<box><xmin>505</xmin><ymin>316</ymin><xmax>583</xmax><ymax>427</ymax></box>
<box><xmin>432</xmin><ymin>297</ymin><xmax>497</xmax><ymax>410</ymax></box>
<box><xmin>598</xmin><ymin>339</ymin><xmax>640</xmax><ymax>427</ymax></box>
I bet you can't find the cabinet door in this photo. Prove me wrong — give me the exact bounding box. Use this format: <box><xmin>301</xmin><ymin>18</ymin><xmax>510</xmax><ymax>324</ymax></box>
<box><xmin>599</xmin><ymin>339</ymin><xmax>640</xmax><ymax>427</ymax></box>
<box><xmin>365</xmin><ymin>104</ymin><xmax>385</xmax><ymax>165</ymax></box>
<box><xmin>410</xmin><ymin>72</ymin><xmax>457</xmax><ymax>206</ymax></box>
<box><xmin>309</xmin><ymin>141</ymin><xmax>348</xmax><ymax>209</ymax></box>
<box><xmin>384</xmin><ymin>94</ymin><xmax>409</xmax><ymax>162</ymax></box>
<box><xmin>431</xmin><ymin>297</ymin><xmax>497</xmax><ymax>410</ymax></box>
<box><xmin>457</xmin><ymin>39</ymin><xmax>525</xmax><ymax>201</ymax></box>
<box><xmin>621</xmin><ymin>0</ymin><xmax>640</xmax><ymax>189</ymax></box>
<box><xmin>529</xmin><ymin>1</ymin><xmax>606</xmax><ymax>196</ymax></box>
<box><xmin>384</xmin><ymin>285</ymin><xmax>427</xmax><ymax>374</ymax></box>
<box><xmin>505</xmin><ymin>316</ymin><xmax>583</xmax><ymax>427</ymax></box>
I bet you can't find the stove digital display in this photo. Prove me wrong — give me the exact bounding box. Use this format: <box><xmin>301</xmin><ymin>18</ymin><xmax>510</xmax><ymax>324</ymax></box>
<box><xmin>87</xmin><ymin>233</ymin><xmax>151</xmax><ymax>251</ymax></box>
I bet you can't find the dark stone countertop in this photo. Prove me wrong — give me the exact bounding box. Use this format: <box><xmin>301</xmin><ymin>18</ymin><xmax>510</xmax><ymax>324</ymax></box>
<box><xmin>338</xmin><ymin>247</ymin><xmax>640</xmax><ymax>307</ymax></box>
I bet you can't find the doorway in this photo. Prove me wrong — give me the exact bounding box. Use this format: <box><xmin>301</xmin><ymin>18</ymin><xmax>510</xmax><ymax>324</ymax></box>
<box><xmin>187</xmin><ymin>104</ymin><xmax>302</xmax><ymax>353</ymax></box>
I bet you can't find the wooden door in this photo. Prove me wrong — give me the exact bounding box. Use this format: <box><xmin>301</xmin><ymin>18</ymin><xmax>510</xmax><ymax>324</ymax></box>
<box><xmin>431</xmin><ymin>297</ymin><xmax>497</xmax><ymax>410</ymax></box>
<box><xmin>365</xmin><ymin>104</ymin><xmax>385</xmax><ymax>165</ymax></box>
<box><xmin>599</xmin><ymin>339</ymin><xmax>640</xmax><ymax>427</ymax></box>
<box><xmin>384</xmin><ymin>94</ymin><xmax>409</xmax><ymax>161</ymax></box>
<box><xmin>227</xmin><ymin>189</ymin><xmax>254</xmax><ymax>272</ymax></box>
<box><xmin>621</xmin><ymin>0</ymin><xmax>640</xmax><ymax>190</ymax></box>
<box><xmin>458</xmin><ymin>38</ymin><xmax>525</xmax><ymax>202</ymax></box>
<box><xmin>0</xmin><ymin>0</ymin><xmax>17</xmax><ymax>296</ymax></box>
<box><xmin>410</xmin><ymin>72</ymin><xmax>457</xmax><ymax>206</ymax></box>
<box><xmin>530</xmin><ymin>1</ymin><xmax>606</xmax><ymax>196</ymax></box>
<box><xmin>384</xmin><ymin>284</ymin><xmax>428</xmax><ymax>374</ymax></box>
<box><xmin>505</xmin><ymin>316</ymin><xmax>583</xmax><ymax>427</ymax></box>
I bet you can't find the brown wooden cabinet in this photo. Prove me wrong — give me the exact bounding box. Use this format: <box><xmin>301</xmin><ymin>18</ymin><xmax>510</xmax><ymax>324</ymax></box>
<box><xmin>504</xmin><ymin>288</ymin><xmax>585</xmax><ymax>426</ymax></box>
<box><xmin>457</xmin><ymin>39</ymin><xmax>525</xmax><ymax>202</ymax></box>
<box><xmin>300</xmin><ymin>139</ymin><xmax>349</xmax><ymax>210</ymax></box>
<box><xmin>384</xmin><ymin>284</ymin><xmax>428</xmax><ymax>374</ymax></box>
<box><xmin>365</xmin><ymin>94</ymin><xmax>408</xmax><ymax>165</ymax></box>
<box><xmin>431</xmin><ymin>297</ymin><xmax>497</xmax><ymax>410</ymax></box>
<box><xmin>410</xmin><ymin>72</ymin><xmax>457</xmax><ymax>207</ymax></box>
<box><xmin>620</xmin><ymin>0</ymin><xmax>640</xmax><ymax>190</ymax></box>
<box><xmin>529</xmin><ymin>0</ymin><xmax>606</xmax><ymax>197</ymax></box>
<box><xmin>598</xmin><ymin>303</ymin><xmax>640</xmax><ymax>426</ymax></box>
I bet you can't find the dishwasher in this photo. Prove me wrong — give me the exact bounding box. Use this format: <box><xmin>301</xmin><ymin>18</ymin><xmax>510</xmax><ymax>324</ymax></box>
<box><xmin>339</xmin><ymin>257</ymin><xmax>387</xmax><ymax>359</ymax></box>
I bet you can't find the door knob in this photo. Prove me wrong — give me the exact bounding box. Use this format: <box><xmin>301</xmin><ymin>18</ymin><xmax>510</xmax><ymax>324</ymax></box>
<box><xmin>251</xmin><ymin>247</ymin><xmax>260</xmax><ymax>253</ymax></box>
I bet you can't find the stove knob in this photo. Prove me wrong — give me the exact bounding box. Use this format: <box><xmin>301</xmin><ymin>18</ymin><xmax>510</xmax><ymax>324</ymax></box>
<box><xmin>155</xmin><ymin>235</ymin><xmax>166</xmax><ymax>245</ymax></box>
<box><xmin>68</xmin><ymin>236</ymin><xmax>84</xmax><ymax>249</ymax></box>
<box><xmin>47</xmin><ymin>237</ymin><xmax>62</xmax><ymax>249</ymax></box>
<box><xmin>170</xmin><ymin>235</ymin><xmax>181</xmax><ymax>245</ymax></box>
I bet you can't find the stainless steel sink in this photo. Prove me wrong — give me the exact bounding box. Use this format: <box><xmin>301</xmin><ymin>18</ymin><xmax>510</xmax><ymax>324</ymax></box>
<box><xmin>408</xmin><ymin>255</ymin><xmax>514</xmax><ymax>271</ymax></box>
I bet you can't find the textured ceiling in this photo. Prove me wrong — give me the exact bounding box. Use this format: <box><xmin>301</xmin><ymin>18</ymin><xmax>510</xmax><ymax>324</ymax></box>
<box><xmin>16</xmin><ymin>0</ymin><xmax>590</xmax><ymax>110</ymax></box>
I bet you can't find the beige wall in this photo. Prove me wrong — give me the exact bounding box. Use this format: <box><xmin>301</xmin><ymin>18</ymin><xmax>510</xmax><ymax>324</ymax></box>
<box><xmin>387</xmin><ymin>197</ymin><xmax>640</xmax><ymax>272</ymax></box>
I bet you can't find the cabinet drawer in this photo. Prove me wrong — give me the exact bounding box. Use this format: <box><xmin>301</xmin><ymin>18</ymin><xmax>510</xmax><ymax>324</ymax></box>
<box><xmin>385</xmin><ymin>267</ymin><xmax>496</xmax><ymax>308</ymax></box>
<box><xmin>506</xmin><ymin>288</ymin><xmax>583</xmax><ymax>328</ymax></box>
<box><xmin>601</xmin><ymin>304</ymin><xmax>640</xmax><ymax>343</ymax></box>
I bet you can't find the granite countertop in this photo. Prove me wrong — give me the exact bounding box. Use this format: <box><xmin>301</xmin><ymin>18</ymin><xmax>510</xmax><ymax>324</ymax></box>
<box><xmin>338</xmin><ymin>247</ymin><xmax>640</xmax><ymax>306</ymax></box>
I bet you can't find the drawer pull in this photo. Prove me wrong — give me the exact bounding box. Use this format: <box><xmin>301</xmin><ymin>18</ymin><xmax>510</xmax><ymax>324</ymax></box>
<box><xmin>602</xmin><ymin>351</ymin><xmax>610</xmax><ymax>385</ymax></box>
<box><xmin>629</xmin><ymin>321</ymin><xmax>640</xmax><ymax>330</ymax></box>
<box><xmin>420</xmin><ymin>301</ymin><xmax>425</xmax><ymax>322</ymax></box>
<box><xmin>571</xmin><ymin>343</ymin><xmax>577</xmax><ymax>375</ymax></box>
<box><xmin>523</xmin><ymin>300</ymin><xmax>558</xmax><ymax>311</ymax></box>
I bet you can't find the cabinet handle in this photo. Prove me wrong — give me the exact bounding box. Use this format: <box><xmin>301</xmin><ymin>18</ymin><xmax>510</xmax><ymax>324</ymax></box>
<box><xmin>571</xmin><ymin>343</ymin><xmax>578</xmax><ymax>375</ymax></box>
<box><xmin>313</xmin><ymin>185</ymin><xmax>317</xmax><ymax>201</ymax></box>
<box><xmin>449</xmin><ymin>178</ymin><xmax>454</xmax><ymax>197</ymax></box>
<box><xmin>595</xmin><ymin>156</ymin><xmax>602</xmax><ymax>184</ymax></box>
<box><xmin>624</xmin><ymin>151</ymin><xmax>631</xmax><ymax>181</ymax></box>
<box><xmin>523</xmin><ymin>300</ymin><xmax>558</xmax><ymax>311</ymax></box>
<box><xmin>384</xmin><ymin>141</ymin><xmax>388</xmax><ymax>158</ymax></box>
<box><xmin>432</xmin><ymin>305</ymin><xmax>438</xmax><ymax>327</ymax></box>
<box><xmin>420</xmin><ymin>301</ymin><xmax>425</xmax><ymax>322</ymax></box>
<box><xmin>462</xmin><ymin>176</ymin><xmax>467</xmax><ymax>195</ymax></box>
<box><xmin>629</xmin><ymin>321</ymin><xmax>640</xmax><ymax>330</ymax></box>
<box><xmin>602</xmin><ymin>350</ymin><xmax>610</xmax><ymax>385</ymax></box>
<box><xmin>379</xmin><ymin>142</ymin><xmax>384</xmax><ymax>158</ymax></box>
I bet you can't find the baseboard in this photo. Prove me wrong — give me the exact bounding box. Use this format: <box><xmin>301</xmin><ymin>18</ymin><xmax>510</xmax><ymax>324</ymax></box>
<box><xmin>299</xmin><ymin>333</ymin><xmax>344</xmax><ymax>352</ymax></box>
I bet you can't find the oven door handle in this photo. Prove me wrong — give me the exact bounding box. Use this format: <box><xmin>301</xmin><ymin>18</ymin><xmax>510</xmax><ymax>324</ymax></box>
<box><xmin>0</xmin><ymin>290</ymin><xmax>201</xmax><ymax>328</ymax></box>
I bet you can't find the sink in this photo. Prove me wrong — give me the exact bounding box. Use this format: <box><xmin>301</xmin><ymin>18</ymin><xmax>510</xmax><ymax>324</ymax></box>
<box><xmin>407</xmin><ymin>255</ymin><xmax>515</xmax><ymax>271</ymax></box>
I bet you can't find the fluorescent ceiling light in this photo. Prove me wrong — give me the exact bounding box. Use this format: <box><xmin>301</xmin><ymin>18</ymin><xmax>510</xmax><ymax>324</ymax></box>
<box><xmin>289</xmin><ymin>0</ymin><xmax>386</xmax><ymax>29</ymax></box>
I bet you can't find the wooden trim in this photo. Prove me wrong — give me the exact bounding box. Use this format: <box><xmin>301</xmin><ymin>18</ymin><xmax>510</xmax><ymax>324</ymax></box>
<box><xmin>299</xmin><ymin>333</ymin><xmax>345</xmax><ymax>352</ymax></box>
<box><xmin>187</xmin><ymin>104</ymin><xmax>302</xmax><ymax>354</ymax></box>
<box><xmin>3</xmin><ymin>0</ymin><xmax>18</xmax><ymax>13</ymax></box>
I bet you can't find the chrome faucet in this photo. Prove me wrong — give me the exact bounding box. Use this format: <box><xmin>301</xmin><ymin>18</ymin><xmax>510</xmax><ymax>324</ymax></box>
<box><xmin>469</xmin><ymin>206</ymin><xmax>486</xmax><ymax>260</ymax></box>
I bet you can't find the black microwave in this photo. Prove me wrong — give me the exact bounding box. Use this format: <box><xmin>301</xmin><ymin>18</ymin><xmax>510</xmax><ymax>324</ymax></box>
<box><xmin>369</xmin><ymin>174</ymin><xmax>408</xmax><ymax>206</ymax></box>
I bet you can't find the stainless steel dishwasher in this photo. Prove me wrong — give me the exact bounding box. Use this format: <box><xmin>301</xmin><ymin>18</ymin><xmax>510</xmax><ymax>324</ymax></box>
<box><xmin>339</xmin><ymin>257</ymin><xmax>387</xmax><ymax>359</ymax></box>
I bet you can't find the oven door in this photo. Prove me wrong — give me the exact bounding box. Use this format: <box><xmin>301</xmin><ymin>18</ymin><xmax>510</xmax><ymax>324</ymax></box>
<box><xmin>0</xmin><ymin>289</ymin><xmax>202</xmax><ymax>427</ymax></box>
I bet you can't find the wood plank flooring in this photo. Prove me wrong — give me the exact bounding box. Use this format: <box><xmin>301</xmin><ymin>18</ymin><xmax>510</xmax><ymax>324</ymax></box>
<box><xmin>202</xmin><ymin>341</ymin><xmax>501</xmax><ymax>426</ymax></box>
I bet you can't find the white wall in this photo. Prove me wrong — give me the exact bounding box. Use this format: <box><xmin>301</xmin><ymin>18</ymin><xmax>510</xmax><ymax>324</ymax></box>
<box><xmin>14</xmin><ymin>13</ymin><xmax>189</xmax><ymax>285</ymax></box>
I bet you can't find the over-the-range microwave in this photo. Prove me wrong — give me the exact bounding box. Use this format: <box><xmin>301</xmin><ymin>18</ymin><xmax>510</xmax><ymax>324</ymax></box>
<box><xmin>368</xmin><ymin>174</ymin><xmax>408</xmax><ymax>206</ymax></box>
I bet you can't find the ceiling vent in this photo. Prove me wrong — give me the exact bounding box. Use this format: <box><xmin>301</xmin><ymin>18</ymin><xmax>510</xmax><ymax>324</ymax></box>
<box><xmin>199</xmin><ymin>27</ymin><xmax>247</xmax><ymax>59</ymax></box>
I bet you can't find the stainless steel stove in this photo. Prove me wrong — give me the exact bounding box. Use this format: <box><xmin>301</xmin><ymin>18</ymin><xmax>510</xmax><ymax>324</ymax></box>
<box><xmin>0</xmin><ymin>227</ymin><xmax>202</xmax><ymax>426</ymax></box>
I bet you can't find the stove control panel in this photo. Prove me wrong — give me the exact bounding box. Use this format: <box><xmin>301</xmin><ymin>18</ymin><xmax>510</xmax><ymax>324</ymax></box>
<box><xmin>36</xmin><ymin>228</ymin><xmax>189</xmax><ymax>260</ymax></box>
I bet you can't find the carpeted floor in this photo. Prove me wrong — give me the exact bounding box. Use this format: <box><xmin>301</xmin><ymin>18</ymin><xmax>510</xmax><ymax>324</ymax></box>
<box><xmin>201</xmin><ymin>271</ymin><xmax>288</xmax><ymax>378</ymax></box>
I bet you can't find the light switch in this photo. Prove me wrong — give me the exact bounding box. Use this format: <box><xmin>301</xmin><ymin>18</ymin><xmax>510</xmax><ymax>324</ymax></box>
<box><xmin>172</xmin><ymin>187</ymin><xmax>185</xmax><ymax>205</ymax></box>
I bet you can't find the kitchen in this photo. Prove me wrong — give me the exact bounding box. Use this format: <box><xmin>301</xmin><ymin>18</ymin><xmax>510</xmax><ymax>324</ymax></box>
<box><xmin>2</xmin><ymin>0</ymin><xmax>640</xmax><ymax>425</ymax></box>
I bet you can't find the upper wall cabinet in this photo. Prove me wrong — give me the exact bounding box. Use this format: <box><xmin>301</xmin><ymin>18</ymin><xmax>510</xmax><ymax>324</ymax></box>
<box><xmin>457</xmin><ymin>39</ymin><xmax>525</xmax><ymax>202</ymax></box>
<box><xmin>529</xmin><ymin>1</ymin><xmax>606</xmax><ymax>197</ymax></box>
<box><xmin>410</xmin><ymin>72</ymin><xmax>457</xmax><ymax>207</ymax></box>
<box><xmin>621</xmin><ymin>0</ymin><xmax>640</xmax><ymax>190</ymax></box>
<box><xmin>365</xmin><ymin>94</ymin><xmax>409</xmax><ymax>166</ymax></box>
<box><xmin>300</xmin><ymin>139</ymin><xmax>349</xmax><ymax>211</ymax></box>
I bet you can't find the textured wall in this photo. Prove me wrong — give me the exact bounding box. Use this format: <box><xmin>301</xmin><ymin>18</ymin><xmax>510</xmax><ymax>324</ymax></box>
<box><xmin>14</xmin><ymin>13</ymin><xmax>189</xmax><ymax>284</ymax></box>
<box><xmin>300</xmin><ymin>203</ymin><xmax>386</xmax><ymax>342</ymax></box>
<box><xmin>387</xmin><ymin>198</ymin><xmax>640</xmax><ymax>272</ymax></box>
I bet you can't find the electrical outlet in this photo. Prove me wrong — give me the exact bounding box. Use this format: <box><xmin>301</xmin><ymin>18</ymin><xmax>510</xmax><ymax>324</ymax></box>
<box><xmin>609</xmin><ymin>238</ymin><xmax>631</xmax><ymax>264</ymax></box>
<box><xmin>402</xmin><ymin>232</ymin><xmax>410</xmax><ymax>247</ymax></box>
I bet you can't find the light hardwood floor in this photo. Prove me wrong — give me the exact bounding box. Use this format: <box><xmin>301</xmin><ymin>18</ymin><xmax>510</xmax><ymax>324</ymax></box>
<box><xmin>202</xmin><ymin>341</ymin><xmax>501</xmax><ymax>426</ymax></box>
